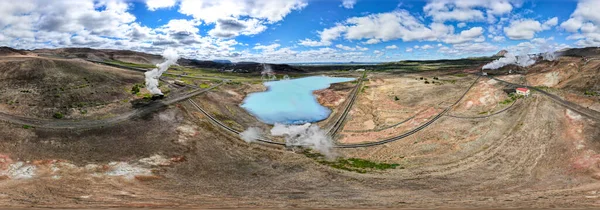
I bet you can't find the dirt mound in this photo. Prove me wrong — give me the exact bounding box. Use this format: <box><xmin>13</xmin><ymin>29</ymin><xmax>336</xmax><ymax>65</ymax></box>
<box><xmin>0</xmin><ymin>56</ymin><xmax>143</xmax><ymax>119</ymax></box>
<box><xmin>561</xmin><ymin>47</ymin><xmax>600</xmax><ymax>58</ymax></box>
<box><xmin>33</xmin><ymin>48</ymin><xmax>162</xmax><ymax>65</ymax></box>
<box><xmin>0</xmin><ymin>47</ymin><xmax>29</xmax><ymax>56</ymax></box>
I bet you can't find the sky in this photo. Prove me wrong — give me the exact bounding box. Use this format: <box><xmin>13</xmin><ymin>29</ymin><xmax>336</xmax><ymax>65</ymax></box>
<box><xmin>0</xmin><ymin>0</ymin><xmax>598</xmax><ymax>63</ymax></box>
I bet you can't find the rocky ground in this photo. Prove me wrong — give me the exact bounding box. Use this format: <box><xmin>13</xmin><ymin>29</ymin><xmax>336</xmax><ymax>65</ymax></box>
<box><xmin>0</xmin><ymin>53</ymin><xmax>600</xmax><ymax>208</ymax></box>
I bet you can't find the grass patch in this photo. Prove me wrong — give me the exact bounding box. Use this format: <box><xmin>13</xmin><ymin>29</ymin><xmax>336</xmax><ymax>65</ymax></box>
<box><xmin>131</xmin><ymin>83</ymin><xmax>144</xmax><ymax>94</ymax></box>
<box><xmin>22</xmin><ymin>125</ymin><xmax>33</xmax><ymax>129</ymax></box>
<box><xmin>499</xmin><ymin>93</ymin><xmax>523</xmax><ymax>105</ymax></box>
<box><xmin>584</xmin><ymin>90</ymin><xmax>599</xmax><ymax>96</ymax></box>
<box><xmin>53</xmin><ymin>112</ymin><xmax>64</xmax><ymax>119</ymax></box>
<box><xmin>303</xmin><ymin>150</ymin><xmax>401</xmax><ymax>173</ymax></box>
<box><xmin>199</xmin><ymin>83</ymin><xmax>211</xmax><ymax>88</ymax></box>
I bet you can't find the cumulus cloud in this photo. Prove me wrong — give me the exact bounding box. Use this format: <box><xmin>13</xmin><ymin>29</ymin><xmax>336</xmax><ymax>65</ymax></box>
<box><xmin>146</xmin><ymin>0</ymin><xmax>177</xmax><ymax>11</ymax></box>
<box><xmin>423</xmin><ymin>0</ymin><xmax>516</xmax><ymax>23</ymax></box>
<box><xmin>385</xmin><ymin>45</ymin><xmax>398</xmax><ymax>49</ymax></box>
<box><xmin>341</xmin><ymin>0</ymin><xmax>357</xmax><ymax>9</ymax></box>
<box><xmin>504</xmin><ymin>19</ymin><xmax>553</xmax><ymax>40</ymax></box>
<box><xmin>442</xmin><ymin>27</ymin><xmax>484</xmax><ymax>44</ymax></box>
<box><xmin>560</xmin><ymin>0</ymin><xmax>600</xmax><ymax>47</ymax></box>
<box><xmin>208</xmin><ymin>18</ymin><xmax>267</xmax><ymax>38</ymax></box>
<box><xmin>457</xmin><ymin>22</ymin><xmax>467</xmax><ymax>28</ymax></box>
<box><xmin>178</xmin><ymin>0</ymin><xmax>307</xmax><ymax>23</ymax></box>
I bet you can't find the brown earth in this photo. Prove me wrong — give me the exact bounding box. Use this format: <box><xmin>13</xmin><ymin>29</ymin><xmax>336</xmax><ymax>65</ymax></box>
<box><xmin>1</xmin><ymin>50</ymin><xmax>600</xmax><ymax>209</ymax></box>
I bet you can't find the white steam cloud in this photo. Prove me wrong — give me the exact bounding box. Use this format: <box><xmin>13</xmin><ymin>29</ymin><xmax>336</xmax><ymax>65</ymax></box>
<box><xmin>239</xmin><ymin>127</ymin><xmax>263</xmax><ymax>143</ymax></box>
<box><xmin>271</xmin><ymin>123</ymin><xmax>335</xmax><ymax>158</ymax></box>
<box><xmin>145</xmin><ymin>48</ymin><xmax>180</xmax><ymax>95</ymax></box>
<box><xmin>542</xmin><ymin>51</ymin><xmax>559</xmax><ymax>61</ymax></box>
<box><xmin>482</xmin><ymin>53</ymin><xmax>536</xmax><ymax>70</ymax></box>
<box><xmin>483</xmin><ymin>50</ymin><xmax>562</xmax><ymax>70</ymax></box>
<box><xmin>261</xmin><ymin>63</ymin><xmax>277</xmax><ymax>81</ymax></box>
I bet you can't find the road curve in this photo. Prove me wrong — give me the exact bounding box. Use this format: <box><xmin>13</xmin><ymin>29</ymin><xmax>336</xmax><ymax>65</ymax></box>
<box><xmin>445</xmin><ymin>99</ymin><xmax>519</xmax><ymax>119</ymax></box>
<box><xmin>490</xmin><ymin>76</ymin><xmax>600</xmax><ymax>121</ymax></box>
<box><xmin>334</xmin><ymin>75</ymin><xmax>481</xmax><ymax>148</ymax></box>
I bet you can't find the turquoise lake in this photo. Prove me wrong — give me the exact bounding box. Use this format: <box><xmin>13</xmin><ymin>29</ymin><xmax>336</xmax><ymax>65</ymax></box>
<box><xmin>241</xmin><ymin>76</ymin><xmax>355</xmax><ymax>125</ymax></box>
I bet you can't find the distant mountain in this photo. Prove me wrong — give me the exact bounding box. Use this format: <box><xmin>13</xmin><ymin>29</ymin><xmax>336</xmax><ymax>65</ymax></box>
<box><xmin>213</xmin><ymin>59</ymin><xmax>232</xmax><ymax>64</ymax></box>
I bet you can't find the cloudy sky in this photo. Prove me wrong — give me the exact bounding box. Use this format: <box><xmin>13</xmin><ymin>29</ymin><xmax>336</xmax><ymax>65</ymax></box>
<box><xmin>0</xmin><ymin>0</ymin><xmax>597</xmax><ymax>63</ymax></box>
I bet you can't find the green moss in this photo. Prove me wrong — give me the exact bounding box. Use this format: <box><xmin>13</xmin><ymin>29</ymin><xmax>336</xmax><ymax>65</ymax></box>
<box><xmin>303</xmin><ymin>150</ymin><xmax>401</xmax><ymax>173</ymax></box>
<box><xmin>53</xmin><ymin>112</ymin><xmax>64</xmax><ymax>119</ymax></box>
<box><xmin>584</xmin><ymin>90</ymin><xmax>599</xmax><ymax>96</ymax></box>
<box><xmin>199</xmin><ymin>83</ymin><xmax>211</xmax><ymax>88</ymax></box>
<box><xmin>22</xmin><ymin>125</ymin><xmax>33</xmax><ymax>129</ymax></box>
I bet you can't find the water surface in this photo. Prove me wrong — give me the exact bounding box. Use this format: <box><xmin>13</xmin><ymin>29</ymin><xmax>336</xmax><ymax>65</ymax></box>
<box><xmin>241</xmin><ymin>76</ymin><xmax>355</xmax><ymax>125</ymax></box>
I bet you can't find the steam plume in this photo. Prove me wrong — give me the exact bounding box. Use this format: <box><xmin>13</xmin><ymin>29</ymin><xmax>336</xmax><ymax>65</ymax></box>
<box><xmin>482</xmin><ymin>53</ymin><xmax>536</xmax><ymax>70</ymax></box>
<box><xmin>542</xmin><ymin>51</ymin><xmax>560</xmax><ymax>61</ymax></box>
<box><xmin>145</xmin><ymin>48</ymin><xmax>180</xmax><ymax>95</ymax></box>
<box><xmin>261</xmin><ymin>63</ymin><xmax>277</xmax><ymax>81</ymax></box>
<box><xmin>271</xmin><ymin>123</ymin><xmax>335</xmax><ymax>158</ymax></box>
<box><xmin>239</xmin><ymin>127</ymin><xmax>263</xmax><ymax>143</ymax></box>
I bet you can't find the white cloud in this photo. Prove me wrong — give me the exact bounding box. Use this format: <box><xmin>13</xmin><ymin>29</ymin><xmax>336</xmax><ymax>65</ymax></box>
<box><xmin>423</xmin><ymin>0</ymin><xmax>516</xmax><ymax>23</ymax></box>
<box><xmin>298</xmin><ymin>25</ymin><xmax>346</xmax><ymax>46</ymax></box>
<box><xmin>542</xmin><ymin>17</ymin><xmax>558</xmax><ymax>30</ymax></box>
<box><xmin>385</xmin><ymin>45</ymin><xmax>398</xmax><ymax>49</ymax></box>
<box><xmin>405</xmin><ymin>47</ymin><xmax>413</xmax><ymax>52</ymax></box>
<box><xmin>341</xmin><ymin>0</ymin><xmax>357</xmax><ymax>9</ymax></box>
<box><xmin>301</xmin><ymin>11</ymin><xmax>493</xmax><ymax>47</ymax></box>
<box><xmin>146</xmin><ymin>0</ymin><xmax>177</xmax><ymax>11</ymax></box>
<box><xmin>504</xmin><ymin>19</ymin><xmax>550</xmax><ymax>40</ymax></box>
<box><xmin>492</xmin><ymin>35</ymin><xmax>506</xmax><ymax>42</ymax></box>
<box><xmin>336</xmin><ymin>44</ymin><xmax>354</xmax><ymax>50</ymax></box>
<box><xmin>560</xmin><ymin>0</ymin><xmax>600</xmax><ymax>47</ymax></box>
<box><xmin>442</xmin><ymin>27</ymin><xmax>484</xmax><ymax>44</ymax></box>
<box><xmin>457</xmin><ymin>22</ymin><xmax>467</xmax><ymax>28</ymax></box>
<box><xmin>355</xmin><ymin>45</ymin><xmax>368</xmax><ymax>51</ymax></box>
<box><xmin>421</xmin><ymin>44</ymin><xmax>434</xmax><ymax>50</ymax></box>
<box><xmin>178</xmin><ymin>0</ymin><xmax>307</xmax><ymax>23</ymax></box>
<box><xmin>208</xmin><ymin>18</ymin><xmax>267</xmax><ymax>38</ymax></box>
<box><xmin>254</xmin><ymin>43</ymin><xmax>281</xmax><ymax>51</ymax></box>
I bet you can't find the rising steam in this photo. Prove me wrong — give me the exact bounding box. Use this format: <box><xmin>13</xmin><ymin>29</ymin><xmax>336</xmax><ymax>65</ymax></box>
<box><xmin>145</xmin><ymin>48</ymin><xmax>180</xmax><ymax>95</ymax></box>
<box><xmin>239</xmin><ymin>127</ymin><xmax>263</xmax><ymax>143</ymax></box>
<box><xmin>271</xmin><ymin>123</ymin><xmax>335</xmax><ymax>158</ymax></box>
<box><xmin>261</xmin><ymin>63</ymin><xmax>277</xmax><ymax>81</ymax></box>
<box><xmin>482</xmin><ymin>53</ymin><xmax>536</xmax><ymax>70</ymax></box>
<box><xmin>483</xmin><ymin>50</ymin><xmax>562</xmax><ymax>70</ymax></box>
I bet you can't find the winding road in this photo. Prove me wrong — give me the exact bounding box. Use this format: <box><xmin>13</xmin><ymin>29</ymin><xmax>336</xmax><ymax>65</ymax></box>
<box><xmin>489</xmin><ymin>76</ymin><xmax>600</xmax><ymax>121</ymax></box>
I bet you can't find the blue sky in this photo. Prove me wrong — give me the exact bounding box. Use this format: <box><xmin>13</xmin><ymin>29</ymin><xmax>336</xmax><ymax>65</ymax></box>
<box><xmin>0</xmin><ymin>0</ymin><xmax>598</xmax><ymax>63</ymax></box>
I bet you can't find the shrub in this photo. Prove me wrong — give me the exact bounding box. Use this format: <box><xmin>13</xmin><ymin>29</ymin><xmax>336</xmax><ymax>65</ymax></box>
<box><xmin>424</xmin><ymin>81</ymin><xmax>430</xmax><ymax>84</ymax></box>
<box><xmin>394</xmin><ymin>96</ymin><xmax>399</xmax><ymax>101</ymax></box>
<box><xmin>53</xmin><ymin>112</ymin><xmax>64</xmax><ymax>119</ymax></box>
<box><xmin>22</xmin><ymin>125</ymin><xmax>32</xmax><ymax>129</ymax></box>
<box><xmin>131</xmin><ymin>83</ymin><xmax>144</xmax><ymax>94</ymax></box>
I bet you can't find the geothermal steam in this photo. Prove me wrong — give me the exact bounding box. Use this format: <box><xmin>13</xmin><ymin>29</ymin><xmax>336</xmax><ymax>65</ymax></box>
<box><xmin>261</xmin><ymin>63</ymin><xmax>277</xmax><ymax>81</ymax></box>
<box><xmin>482</xmin><ymin>51</ymin><xmax>561</xmax><ymax>70</ymax></box>
<box><xmin>239</xmin><ymin>123</ymin><xmax>335</xmax><ymax>157</ymax></box>
<box><xmin>271</xmin><ymin>123</ymin><xmax>334</xmax><ymax>157</ymax></box>
<box><xmin>239</xmin><ymin>127</ymin><xmax>263</xmax><ymax>143</ymax></box>
<box><xmin>145</xmin><ymin>48</ymin><xmax>180</xmax><ymax>95</ymax></box>
<box><xmin>482</xmin><ymin>53</ymin><xmax>536</xmax><ymax>70</ymax></box>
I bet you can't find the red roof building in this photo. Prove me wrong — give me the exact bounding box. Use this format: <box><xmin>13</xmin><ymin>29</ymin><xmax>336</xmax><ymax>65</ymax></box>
<box><xmin>516</xmin><ymin>87</ymin><xmax>530</xmax><ymax>96</ymax></box>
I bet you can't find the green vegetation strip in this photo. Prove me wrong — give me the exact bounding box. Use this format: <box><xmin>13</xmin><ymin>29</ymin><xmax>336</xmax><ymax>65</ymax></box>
<box><xmin>303</xmin><ymin>150</ymin><xmax>401</xmax><ymax>173</ymax></box>
<box><xmin>500</xmin><ymin>93</ymin><xmax>524</xmax><ymax>105</ymax></box>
